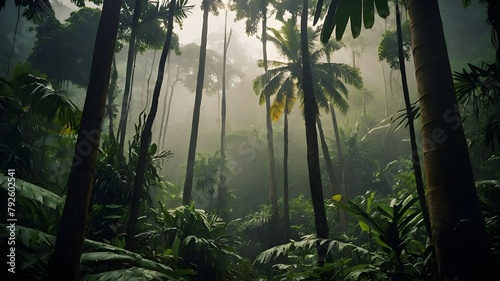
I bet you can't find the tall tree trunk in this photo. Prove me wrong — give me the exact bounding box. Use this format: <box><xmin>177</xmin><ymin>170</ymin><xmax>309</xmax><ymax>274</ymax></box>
<box><xmin>158</xmin><ymin>55</ymin><xmax>170</xmax><ymax>148</ymax></box>
<box><xmin>395</xmin><ymin>1</ymin><xmax>432</xmax><ymax>241</ymax></box>
<box><xmin>145</xmin><ymin>50</ymin><xmax>157</xmax><ymax>111</ymax></box>
<box><xmin>182</xmin><ymin>0</ymin><xmax>210</xmax><ymax>205</ymax></box>
<box><xmin>381</xmin><ymin>62</ymin><xmax>389</xmax><ymax>117</ymax></box>
<box><xmin>301</xmin><ymin>0</ymin><xmax>328</xmax><ymax>266</ymax></box>
<box><xmin>362</xmin><ymin>92</ymin><xmax>366</xmax><ymax>117</ymax></box>
<box><xmin>260</xmin><ymin>0</ymin><xmax>280</xmax><ymax>228</ymax></box>
<box><xmin>107</xmin><ymin>55</ymin><xmax>118</xmax><ymax>139</ymax></box>
<box><xmin>318</xmin><ymin>115</ymin><xmax>346</xmax><ymax>230</ymax></box>
<box><xmin>283</xmin><ymin>101</ymin><xmax>290</xmax><ymax>242</ymax></box>
<box><xmin>160</xmin><ymin>70</ymin><xmax>180</xmax><ymax>147</ymax></box>
<box><xmin>118</xmin><ymin>0</ymin><xmax>142</xmax><ymax>156</ymax></box>
<box><xmin>217</xmin><ymin>10</ymin><xmax>232</xmax><ymax>212</ymax></box>
<box><xmin>125</xmin><ymin>0</ymin><xmax>175</xmax><ymax>250</ymax></box>
<box><xmin>45</xmin><ymin>0</ymin><xmax>122</xmax><ymax>279</ymax></box>
<box><xmin>408</xmin><ymin>0</ymin><xmax>494</xmax><ymax>279</ymax></box>
<box><xmin>317</xmin><ymin>117</ymin><xmax>337</xmax><ymax>196</ymax></box>
<box><xmin>329</xmin><ymin>104</ymin><xmax>346</xmax><ymax>197</ymax></box>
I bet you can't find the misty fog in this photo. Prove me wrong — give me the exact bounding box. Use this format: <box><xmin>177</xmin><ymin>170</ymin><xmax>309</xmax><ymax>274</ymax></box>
<box><xmin>3</xmin><ymin>0</ymin><xmax>500</xmax><ymax>279</ymax></box>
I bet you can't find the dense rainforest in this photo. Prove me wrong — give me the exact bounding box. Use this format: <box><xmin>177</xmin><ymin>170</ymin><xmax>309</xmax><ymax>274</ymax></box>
<box><xmin>1</xmin><ymin>0</ymin><xmax>500</xmax><ymax>280</ymax></box>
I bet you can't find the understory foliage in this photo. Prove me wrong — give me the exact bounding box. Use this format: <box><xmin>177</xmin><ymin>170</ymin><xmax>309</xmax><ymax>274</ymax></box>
<box><xmin>0</xmin><ymin>175</ymin><xmax>255</xmax><ymax>280</ymax></box>
<box><xmin>0</xmin><ymin>72</ymin><xmax>80</xmax><ymax>185</ymax></box>
<box><xmin>89</xmin><ymin>113</ymin><xmax>172</xmax><ymax>244</ymax></box>
<box><xmin>254</xmin><ymin>191</ymin><xmax>437</xmax><ymax>281</ymax></box>
<box><xmin>0</xmin><ymin>176</ymin><xmax>189</xmax><ymax>280</ymax></box>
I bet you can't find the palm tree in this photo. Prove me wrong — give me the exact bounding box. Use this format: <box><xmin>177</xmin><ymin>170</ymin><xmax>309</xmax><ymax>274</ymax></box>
<box><xmin>254</xmin><ymin>18</ymin><xmax>361</xmax><ymax>247</ymax></box>
<box><xmin>407</xmin><ymin>1</ymin><xmax>493</xmax><ymax>278</ymax></box>
<box><xmin>231</xmin><ymin>0</ymin><xmax>280</xmax><ymax>227</ymax></box>
<box><xmin>45</xmin><ymin>0</ymin><xmax>122</xmax><ymax>279</ymax></box>
<box><xmin>183</xmin><ymin>0</ymin><xmax>223</xmax><ymax>205</ymax></box>
<box><xmin>318</xmin><ymin>0</ymin><xmax>495</xmax><ymax>278</ymax></box>
<box><xmin>300</xmin><ymin>0</ymin><xmax>328</xmax><ymax>265</ymax></box>
<box><xmin>254</xmin><ymin>18</ymin><xmax>362</xmax><ymax>201</ymax></box>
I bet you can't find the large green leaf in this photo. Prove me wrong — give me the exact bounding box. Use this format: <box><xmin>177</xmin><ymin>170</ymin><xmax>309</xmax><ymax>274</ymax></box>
<box><xmin>350</xmin><ymin>0</ymin><xmax>362</xmax><ymax>39</ymax></box>
<box><xmin>83</xmin><ymin>267</ymin><xmax>178</xmax><ymax>281</ymax></box>
<box><xmin>81</xmin><ymin>251</ymin><xmax>136</xmax><ymax>263</ymax></box>
<box><xmin>0</xmin><ymin>175</ymin><xmax>64</xmax><ymax>210</ymax></box>
<box><xmin>2</xmin><ymin>225</ymin><xmax>190</xmax><ymax>280</ymax></box>
<box><xmin>319</xmin><ymin>0</ymin><xmax>390</xmax><ymax>42</ymax></box>
<box><xmin>13</xmin><ymin>74</ymin><xmax>81</xmax><ymax>129</ymax></box>
<box><xmin>254</xmin><ymin>235</ymin><xmax>369</xmax><ymax>264</ymax></box>
<box><xmin>334</xmin><ymin>0</ymin><xmax>351</xmax><ymax>41</ymax></box>
<box><xmin>362</xmin><ymin>0</ymin><xmax>375</xmax><ymax>29</ymax></box>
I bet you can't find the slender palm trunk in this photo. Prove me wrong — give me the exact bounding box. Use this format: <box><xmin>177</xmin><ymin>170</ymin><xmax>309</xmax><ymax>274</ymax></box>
<box><xmin>260</xmin><ymin>0</ymin><xmax>280</xmax><ymax>228</ymax></box>
<box><xmin>118</xmin><ymin>0</ymin><xmax>142</xmax><ymax>155</ymax></box>
<box><xmin>107</xmin><ymin>56</ymin><xmax>118</xmax><ymax>139</ymax></box>
<box><xmin>217</xmin><ymin>11</ymin><xmax>232</xmax><ymax>211</ymax></box>
<box><xmin>125</xmin><ymin>0</ymin><xmax>175</xmax><ymax>250</ymax></box>
<box><xmin>408</xmin><ymin>0</ymin><xmax>494</xmax><ymax>279</ymax></box>
<box><xmin>283</xmin><ymin>102</ymin><xmax>290</xmax><ymax>242</ymax></box>
<box><xmin>145</xmin><ymin>50</ymin><xmax>157</xmax><ymax>111</ymax></box>
<box><xmin>45</xmin><ymin>0</ymin><xmax>122</xmax><ymax>278</ymax></box>
<box><xmin>318</xmin><ymin>116</ymin><xmax>346</xmax><ymax>230</ymax></box>
<box><xmin>301</xmin><ymin>0</ymin><xmax>328</xmax><ymax>266</ymax></box>
<box><xmin>161</xmin><ymin>71</ymin><xmax>179</xmax><ymax>144</ymax></box>
<box><xmin>395</xmin><ymin>2</ymin><xmax>432</xmax><ymax>241</ymax></box>
<box><xmin>158</xmin><ymin>55</ymin><xmax>170</xmax><ymax>147</ymax></box>
<box><xmin>317</xmin><ymin>117</ymin><xmax>337</xmax><ymax>196</ymax></box>
<box><xmin>183</xmin><ymin>0</ymin><xmax>210</xmax><ymax>205</ymax></box>
<box><xmin>381</xmin><ymin>63</ymin><xmax>389</xmax><ymax>117</ymax></box>
<box><xmin>128</xmin><ymin>51</ymin><xmax>138</xmax><ymax>115</ymax></box>
<box><xmin>329</xmin><ymin>104</ymin><xmax>346</xmax><ymax>197</ymax></box>
<box><xmin>363</xmin><ymin>93</ymin><xmax>366</xmax><ymax>117</ymax></box>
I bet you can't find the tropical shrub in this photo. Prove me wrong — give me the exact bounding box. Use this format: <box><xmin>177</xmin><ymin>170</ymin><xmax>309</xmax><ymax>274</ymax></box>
<box><xmin>143</xmin><ymin>203</ymin><xmax>257</xmax><ymax>280</ymax></box>
<box><xmin>0</xmin><ymin>73</ymin><xmax>80</xmax><ymax>183</ymax></box>
<box><xmin>254</xmin><ymin>193</ymin><xmax>437</xmax><ymax>280</ymax></box>
<box><xmin>0</xmin><ymin>176</ymin><xmax>190</xmax><ymax>280</ymax></box>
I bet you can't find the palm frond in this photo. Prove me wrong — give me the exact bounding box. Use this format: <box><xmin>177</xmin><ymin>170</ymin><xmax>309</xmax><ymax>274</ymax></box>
<box><xmin>270</xmin><ymin>77</ymin><xmax>297</xmax><ymax>122</ymax></box>
<box><xmin>315</xmin><ymin>63</ymin><xmax>363</xmax><ymax>89</ymax></box>
<box><xmin>254</xmin><ymin>235</ymin><xmax>369</xmax><ymax>265</ymax></box>
<box><xmin>268</xmin><ymin>19</ymin><xmax>301</xmax><ymax>61</ymax></box>
<box><xmin>257</xmin><ymin>59</ymin><xmax>288</xmax><ymax>68</ymax></box>
<box><xmin>453</xmin><ymin>63</ymin><xmax>500</xmax><ymax>119</ymax></box>
<box><xmin>253</xmin><ymin>69</ymin><xmax>290</xmax><ymax>105</ymax></box>
<box><xmin>15</xmin><ymin>74</ymin><xmax>81</xmax><ymax>129</ymax></box>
